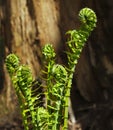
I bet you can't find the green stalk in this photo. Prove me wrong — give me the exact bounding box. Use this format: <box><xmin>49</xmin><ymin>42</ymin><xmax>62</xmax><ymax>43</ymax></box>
<box><xmin>52</xmin><ymin>101</ymin><xmax>60</xmax><ymax>130</ymax></box>
<box><xmin>47</xmin><ymin>61</ymin><xmax>54</xmax><ymax>130</ymax></box>
<box><xmin>63</xmin><ymin>65</ymin><xmax>75</xmax><ymax>130</ymax></box>
<box><xmin>19</xmin><ymin>97</ymin><xmax>29</xmax><ymax>130</ymax></box>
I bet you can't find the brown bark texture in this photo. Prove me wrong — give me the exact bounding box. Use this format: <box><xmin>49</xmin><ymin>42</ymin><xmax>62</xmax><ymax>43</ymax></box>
<box><xmin>0</xmin><ymin>0</ymin><xmax>113</xmax><ymax>130</ymax></box>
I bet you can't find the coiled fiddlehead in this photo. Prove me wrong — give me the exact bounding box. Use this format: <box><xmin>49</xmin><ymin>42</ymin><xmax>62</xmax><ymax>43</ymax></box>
<box><xmin>42</xmin><ymin>45</ymin><xmax>68</xmax><ymax>130</ymax></box>
<box><xmin>66</xmin><ymin>7</ymin><xmax>97</xmax><ymax>67</ymax></box>
<box><xmin>5</xmin><ymin>54</ymin><xmax>42</xmax><ymax>130</ymax></box>
<box><xmin>5</xmin><ymin>54</ymin><xmax>19</xmax><ymax>76</ymax></box>
<box><xmin>79</xmin><ymin>8</ymin><xmax>97</xmax><ymax>32</ymax></box>
<box><xmin>64</xmin><ymin>8</ymin><xmax>97</xmax><ymax>129</ymax></box>
<box><xmin>50</xmin><ymin>64</ymin><xmax>67</xmax><ymax>130</ymax></box>
<box><xmin>42</xmin><ymin>44</ymin><xmax>56</xmax><ymax>129</ymax></box>
<box><xmin>42</xmin><ymin>44</ymin><xmax>56</xmax><ymax>105</ymax></box>
<box><xmin>16</xmin><ymin>65</ymin><xmax>38</xmax><ymax>129</ymax></box>
<box><xmin>42</xmin><ymin>44</ymin><xmax>56</xmax><ymax>60</ymax></box>
<box><xmin>6</xmin><ymin>54</ymin><xmax>29</xmax><ymax>130</ymax></box>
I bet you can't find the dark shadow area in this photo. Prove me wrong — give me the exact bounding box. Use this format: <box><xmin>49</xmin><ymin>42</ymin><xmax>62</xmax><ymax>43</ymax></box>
<box><xmin>0</xmin><ymin>29</ymin><xmax>5</xmax><ymax>91</ymax></box>
<box><xmin>0</xmin><ymin>3</ymin><xmax>5</xmax><ymax>91</ymax></box>
<box><xmin>3</xmin><ymin>0</ymin><xmax>13</xmax><ymax>53</ymax></box>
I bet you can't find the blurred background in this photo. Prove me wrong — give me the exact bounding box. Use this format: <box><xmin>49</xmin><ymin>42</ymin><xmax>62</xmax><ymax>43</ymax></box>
<box><xmin>1</xmin><ymin>0</ymin><xmax>113</xmax><ymax>129</ymax></box>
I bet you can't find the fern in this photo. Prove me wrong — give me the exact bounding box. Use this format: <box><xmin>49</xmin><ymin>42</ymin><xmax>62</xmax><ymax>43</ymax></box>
<box><xmin>5</xmin><ymin>7</ymin><xmax>97</xmax><ymax>130</ymax></box>
<box><xmin>42</xmin><ymin>44</ymin><xmax>68</xmax><ymax>130</ymax></box>
<box><xmin>63</xmin><ymin>7</ymin><xmax>97</xmax><ymax>129</ymax></box>
<box><xmin>5</xmin><ymin>54</ymin><xmax>43</xmax><ymax>130</ymax></box>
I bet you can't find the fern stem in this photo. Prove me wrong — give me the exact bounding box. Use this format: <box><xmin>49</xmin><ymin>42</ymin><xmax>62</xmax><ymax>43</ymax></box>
<box><xmin>63</xmin><ymin>65</ymin><xmax>75</xmax><ymax>130</ymax></box>
<box><xmin>14</xmin><ymin>88</ymin><xmax>29</xmax><ymax>130</ymax></box>
<box><xmin>25</xmin><ymin>91</ymin><xmax>38</xmax><ymax>129</ymax></box>
<box><xmin>19</xmin><ymin>100</ymin><xmax>29</xmax><ymax>130</ymax></box>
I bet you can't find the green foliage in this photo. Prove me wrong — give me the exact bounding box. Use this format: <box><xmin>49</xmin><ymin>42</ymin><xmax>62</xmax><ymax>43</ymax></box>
<box><xmin>5</xmin><ymin>54</ymin><xmax>19</xmax><ymax>75</ymax></box>
<box><xmin>5</xmin><ymin>7</ymin><xmax>97</xmax><ymax>130</ymax></box>
<box><xmin>63</xmin><ymin>7</ymin><xmax>97</xmax><ymax>129</ymax></box>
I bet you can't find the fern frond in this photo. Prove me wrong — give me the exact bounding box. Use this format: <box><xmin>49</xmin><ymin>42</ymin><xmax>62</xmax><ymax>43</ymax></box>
<box><xmin>42</xmin><ymin>44</ymin><xmax>68</xmax><ymax>130</ymax></box>
<box><xmin>42</xmin><ymin>44</ymin><xmax>56</xmax><ymax>60</ymax></box>
<box><xmin>5</xmin><ymin>53</ymin><xmax>19</xmax><ymax>76</ymax></box>
<box><xmin>5</xmin><ymin>54</ymin><xmax>46</xmax><ymax>130</ymax></box>
<box><xmin>48</xmin><ymin>64</ymin><xmax>67</xmax><ymax>130</ymax></box>
<box><xmin>37</xmin><ymin>107</ymin><xmax>48</xmax><ymax>130</ymax></box>
<box><xmin>63</xmin><ymin>7</ymin><xmax>97</xmax><ymax>129</ymax></box>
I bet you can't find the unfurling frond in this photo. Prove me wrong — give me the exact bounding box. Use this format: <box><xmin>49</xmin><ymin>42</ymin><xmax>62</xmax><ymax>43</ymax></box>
<box><xmin>5</xmin><ymin>53</ymin><xmax>19</xmax><ymax>76</ymax></box>
<box><xmin>63</xmin><ymin>7</ymin><xmax>97</xmax><ymax>129</ymax></box>
<box><xmin>42</xmin><ymin>44</ymin><xmax>56</xmax><ymax>60</ymax></box>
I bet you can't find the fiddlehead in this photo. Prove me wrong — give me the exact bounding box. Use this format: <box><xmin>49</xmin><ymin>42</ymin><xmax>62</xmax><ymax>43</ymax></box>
<box><xmin>16</xmin><ymin>65</ymin><xmax>38</xmax><ymax>129</ymax></box>
<box><xmin>5</xmin><ymin>54</ymin><xmax>19</xmax><ymax>76</ymax></box>
<box><xmin>42</xmin><ymin>44</ymin><xmax>56</xmax><ymax>60</ymax></box>
<box><xmin>42</xmin><ymin>45</ymin><xmax>68</xmax><ymax>130</ymax></box>
<box><xmin>42</xmin><ymin>44</ymin><xmax>55</xmax><ymax>106</ymax></box>
<box><xmin>79</xmin><ymin>7</ymin><xmax>97</xmax><ymax>32</ymax></box>
<box><xmin>5</xmin><ymin>54</ymin><xmax>29</xmax><ymax>130</ymax></box>
<box><xmin>42</xmin><ymin>44</ymin><xmax>56</xmax><ymax>129</ymax></box>
<box><xmin>64</xmin><ymin>8</ymin><xmax>97</xmax><ymax>129</ymax></box>
<box><xmin>66</xmin><ymin>7</ymin><xmax>97</xmax><ymax>67</ymax></box>
<box><xmin>5</xmin><ymin>54</ymin><xmax>44</xmax><ymax>130</ymax></box>
<box><xmin>49</xmin><ymin>64</ymin><xmax>67</xmax><ymax>130</ymax></box>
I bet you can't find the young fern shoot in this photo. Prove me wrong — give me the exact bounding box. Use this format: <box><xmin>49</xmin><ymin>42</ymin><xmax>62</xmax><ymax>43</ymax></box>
<box><xmin>5</xmin><ymin>54</ymin><xmax>33</xmax><ymax>130</ymax></box>
<box><xmin>42</xmin><ymin>44</ymin><xmax>68</xmax><ymax>130</ymax></box>
<box><xmin>63</xmin><ymin>8</ymin><xmax>97</xmax><ymax>129</ymax></box>
<box><xmin>5</xmin><ymin>54</ymin><xmax>43</xmax><ymax>130</ymax></box>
